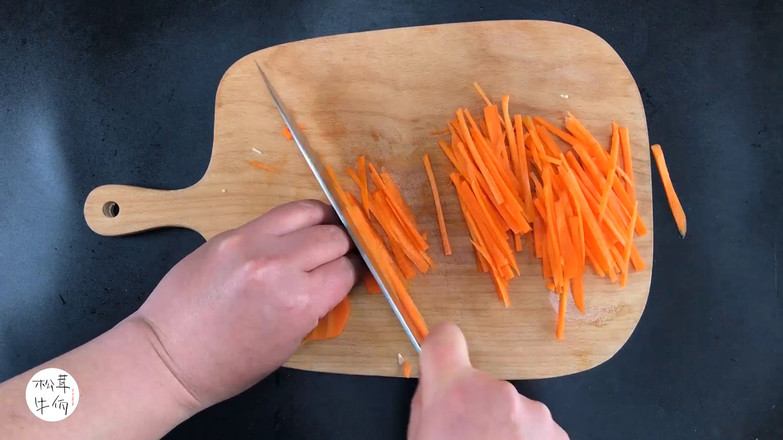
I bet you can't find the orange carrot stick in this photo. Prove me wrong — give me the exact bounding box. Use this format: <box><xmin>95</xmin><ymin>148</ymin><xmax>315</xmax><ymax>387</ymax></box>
<box><xmin>651</xmin><ymin>144</ymin><xmax>686</xmax><ymax>237</ymax></box>
<box><xmin>423</xmin><ymin>154</ymin><xmax>452</xmax><ymax>255</ymax></box>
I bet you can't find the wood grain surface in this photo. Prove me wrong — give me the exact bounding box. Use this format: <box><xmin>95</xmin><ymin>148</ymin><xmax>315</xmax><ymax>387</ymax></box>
<box><xmin>84</xmin><ymin>20</ymin><xmax>652</xmax><ymax>379</ymax></box>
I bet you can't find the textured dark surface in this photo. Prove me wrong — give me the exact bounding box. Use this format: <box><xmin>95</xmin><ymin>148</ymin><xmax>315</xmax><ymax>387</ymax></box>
<box><xmin>1</xmin><ymin>1</ymin><xmax>781</xmax><ymax>438</ymax></box>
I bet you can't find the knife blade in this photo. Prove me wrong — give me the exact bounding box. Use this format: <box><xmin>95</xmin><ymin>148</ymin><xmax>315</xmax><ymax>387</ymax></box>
<box><xmin>255</xmin><ymin>61</ymin><xmax>421</xmax><ymax>353</ymax></box>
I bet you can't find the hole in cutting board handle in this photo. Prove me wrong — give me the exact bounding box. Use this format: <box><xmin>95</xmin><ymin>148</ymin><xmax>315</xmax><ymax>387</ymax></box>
<box><xmin>102</xmin><ymin>201</ymin><xmax>120</xmax><ymax>218</ymax></box>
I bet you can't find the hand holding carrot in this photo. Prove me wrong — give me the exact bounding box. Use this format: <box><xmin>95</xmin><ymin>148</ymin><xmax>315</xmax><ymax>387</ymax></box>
<box><xmin>133</xmin><ymin>200</ymin><xmax>362</xmax><ymax>409</ymax></box>
<box><xmin>408</xmin><ymin>323</ymin><xmax>569</xmax><ymax>440</ymax></box>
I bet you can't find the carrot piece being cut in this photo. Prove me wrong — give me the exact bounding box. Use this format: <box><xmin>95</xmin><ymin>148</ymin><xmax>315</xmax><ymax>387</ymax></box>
<box><xmin>651</xmin><ymin>144</ymin><xmax>686</xmax><ymax>237</ymax></box>
<box><xmin>281</xmin><ymin>124</ymin><xmax>307</xmax><ymax>141</ymax></box>
<box><xmin>357</xmin><ymin>156</ymin><xmax>370</xmax><ymax>216</ymax></box>
<box><xmin>364</xmin><ymin>273</ymin><xmax>381</xmax><ymax>294</ymax></box>
<box><xmin>423</xmin><ymin>154</ymin><xmax>452</xmax><ymax>255</ymax></box>
<box><xmin>304</xmin><ymin>297</ymin><xmax>350</xmax><ymax>342</ymax></box>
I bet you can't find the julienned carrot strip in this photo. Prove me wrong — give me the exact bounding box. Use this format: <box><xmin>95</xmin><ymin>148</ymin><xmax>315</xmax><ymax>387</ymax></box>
<box><xmin>457</xmin><ymin>109</ymin><xmax>504</xmax><ymax>203</ymax></box>
<box><xmin>380</xmin><ymin>171</ymin><xmax>428</xmax><ymax>250</ymax></box>
<box><xmin>473</xmin><ymin>82</ymin><xmax>493</xmax><ymax>107</ymax></box>
<box><xmin>514</xmin><ymin>116</ymin><xmax>535</xmax><ymax>221</ymax></box>
<box><xmin>502</xmin><ymin>96</ymin><xmax>521</xmax><ymax>188</ymax></box>
<box><xmin>619</xmin><ymin>127</ymin><xmax>635</xmax><ymax>196</ymax></box>
<box><xmin>390</xmin><ymin>238</ymin><xmax>417</xmax><ymax>280</ymax></box>
<box><xmin>620</xmin><ymin>202</ymin><xmax>639</xmax><ymax>287</ymax></box>
<box><xmin>347</xmin><ymin>167</ymin><xmax>361</xmax><ymax>187</ymax></box>
<box><xmin>357</xmin><ymin>156</ymin><xmax>370</xmax><ymax>216</ymax></box>
<box><xmin>423</xmin><ymin>154</ymin><xmax>452</xmax><ymax>255</ymax></box>
<box><xmin>533</xmin><ymin>214</ymin><xmax>545</xmax><ymax>259</ymax></box>
<box><xmin>247</xmin><ymin>161</ymin><xmax>277</xmax><ymax>172</ymax></box>
<box><xmin>598</xmin><ymin>123</ymin><xmax>620</xmax><ymax>222</ymax></box>
<box><xmin>651</xmin><ymin>144</ymin><xmax>686</xmax><ymax>237</ymax></box>
<box><xmin>370</xmin><ymin>191</ymin><xmax>430</xmax><ymax>274</ymax></box>
<box><xmin>567</xmin><ymin>216</ymin><xmax>585</xmax><ymax>313</ymax></box>
<box><xmin>556</xmin><ymin>284</ymin><xmax>566</xmax><ymax>340</ymax></box>
<box><xmin>438</xmin><ymin>139</ymin><xmax>458</xmax><ymax>166</ymax></box>
<box><xmin>367</xmin><ymin>163</ymin><xmax>428</xmax><ymax>251</ymax></box>
<box><xmin>343</xmin><ymin>200</ymin><xmax>428</xmax><ymax>342</ymax></box>
<box><xmin>561</xmin><ymin>168</ymin><xmax>614</xmax><ymax>273</ymax></box>
<box><xmin>454</xmin><ymin>181</ymin><xmax>490</xmax><ymax>273</ymax></box>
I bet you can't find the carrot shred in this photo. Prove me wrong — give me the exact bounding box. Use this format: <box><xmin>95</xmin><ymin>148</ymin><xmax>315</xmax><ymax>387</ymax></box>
<box><xmin>651</xmin><ymin>144</ymin><xmax>686</xmax><ymax>237</ymax></box>
<box><xmin>403</xmin><ymin>361</ymin><xmax>412</xmax><ymax>378</ymax></box>
<box><xmin>357</xmin><ymin>156</ymin><xmax>371</xmax><ymax>216</ymax></box>
<box><xmin>281</xmin><ymin>124</ymin><xmax>307</xmax><ymax>141</ymax></box>
<box><xmin>556</xmin><ymin>288</ymin><xmax>566</xmax><ymax>340</ymax></box>
<box><xmin>620</xmin><ymin>203</ymin><xmax>639</xmax><ymax>287</ymax></box>
<box><xmin>423</xmin><ymin>154</ymin><xmax>452</xmax><ymax>256</ymax></box>
<box><xmin>364</xmin><ymin>273</ymin><xmax>381</xmax><ymax>294</ymax></box>
<box><xmin>472</xmin><ymin>82</ymin><xmax>493</xmax><ymax>107</ymax></box>
<box><xmin>247</xmin><ymin>161</ymin><xmax>277</xmax><ymax>173</ymax></box>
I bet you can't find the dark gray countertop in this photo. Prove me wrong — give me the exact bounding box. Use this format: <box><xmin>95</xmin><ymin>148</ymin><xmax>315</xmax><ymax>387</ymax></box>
<box><xmin>1</xmin><ymin>1</ymin><xmax>781</xmax><ymax>438</ymax></box>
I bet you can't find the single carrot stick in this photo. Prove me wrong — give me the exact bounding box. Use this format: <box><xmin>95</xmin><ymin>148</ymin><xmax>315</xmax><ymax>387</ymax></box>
<box><xmin>620</xmin><ymin>202</ymin><xmax>639</xmax><ymax>287</ymax></box>
<box><xmin>247</xmin><ymin>161</ymin><xmax>277</xmax><ymax>172</ymax></box>
<box><xmin>423</xmin><ymin>154</ymin><xmax>452</xmax><ymax>255</ymax></box>
<box><xmin>473</xmin><ymin>81</ymin><xmax>493</xmax><ymax>107</ymax></box>
<box><xmin>651</xmin><ymin>144</ymin><xmax>686</xmax><ymax>237</ymax></box>
<box><xmin>357</xmin><ymin>156</ymin><xmax>370</xmax><ymax>216</ymax></box>
<box><xmin>556</xmin><ymin>289</ymin><xmax>567</xmax><ymax>340</ymax></box>
<box><xmin>438</xmin><ymin>139</ymin><xmax>458</xmax><ymax>166</ymax></box>
<box><xmin>533</xmin><ymin>213</ymin><xmax>545</xmax><ymax>259</ymax></box>
<box><xmin>502</xmin><ymin>96</ymin><xmax>520</xmax><ymax>186</ymax></box>
<box><xmin>567</xmin><ymin>216</ymin><xmax>585</xmax><ymax>313</ymax></box>
<box><xmin>347</xmin><ymin>167</ymin><xmax>362</xmax><ymax>187</ymax></box>
<box><xmin>619</xmin><ymin>127</ymin><xmax>635</xmax><ymax>198</ymax></box>
<box><xmin>598</xmin><ymin>123</ymin><xmax>620</xmax><ymax>222</ymax></box>
<box><xmin>514</xmin><ymin>115</ymin><xmax>535</xmax><ymax>221</ymax></box>
<box><xmin>403</xmin><ymin>361</ymin><xmax>412</xmax><ymax>378</ymax></box>
<box><xmin>390</xmin><ymin>238</ymin><xmax>417</xmax><ymax>280</ymax></box>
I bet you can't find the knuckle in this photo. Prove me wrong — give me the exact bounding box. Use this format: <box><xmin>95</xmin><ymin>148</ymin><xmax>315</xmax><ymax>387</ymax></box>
<box><xmin>532</xmin><ymin>401</ymin><xmax>552</xmax><ymax>420</ymax></box>
<box><xmin>214</xmin><ymin>231</ymin><xmax>243</xmax><ymax>256</ymax></box>
<box><xmin>292</xmin><ymin>199</ymin><xmax>327</xmax><ymax>223</ymax></box>
<box><xmin>243</xmin><ymin>256</ymin><xmax>282</xmax><ymax>284</ymax></box>
<box><xmin>499</xmin><ymin>381</ymin><xmax>521</xmax><ymax>407</ymax></box>
<box><xmin>318</xmin><ymin>225</ymin><xmax>349</xmax><ymax>249</ymax></box>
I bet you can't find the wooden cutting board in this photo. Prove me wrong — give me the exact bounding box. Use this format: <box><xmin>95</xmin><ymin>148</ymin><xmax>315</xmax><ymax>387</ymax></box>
<box><xmin>84</xmin><ymin>20</ymin><xmax>652</xmax><ymax>379</ymax></box>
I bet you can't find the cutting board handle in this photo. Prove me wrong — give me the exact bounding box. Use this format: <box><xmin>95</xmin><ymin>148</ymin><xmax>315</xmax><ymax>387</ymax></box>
<box><xmin>84</xmin><ymin>184</ymin><xmax>197</xmax><ymax>237</ymax></box>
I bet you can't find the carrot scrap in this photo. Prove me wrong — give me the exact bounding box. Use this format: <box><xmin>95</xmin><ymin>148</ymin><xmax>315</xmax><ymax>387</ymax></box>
<box><xmin>651</xmin><ymin>144</ymin><xmax>686</xmax><ymax>237</ymax></box>
<box><xmin>247</xmin><ymin>161</ymin><xmax>277</xmax><ymax>172</ymax></box>
<box><xmin>364</xmin><ymin>273</ymin><xmax>381</xmax><ymax>294</ymax></box>
<box><xmin>281</xmin><ymin>124</ymin><xmax>307</xmax><ymax>140</ymax></box>
<box><xmin>402</xmin><ymin>361</ymin><xmax>412</xmax><ymax>378</ymax></box>
<box><xmin>423</xmin><ymin>154</ymin><xmax>452</xmax><ymax>255</ymax></box>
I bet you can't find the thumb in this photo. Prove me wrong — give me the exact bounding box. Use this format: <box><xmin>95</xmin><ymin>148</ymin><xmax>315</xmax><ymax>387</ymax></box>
<box><xmin>418</xmin><ymin>322</ymin><xmax>472</xmax><ymax>399</ymax></box>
